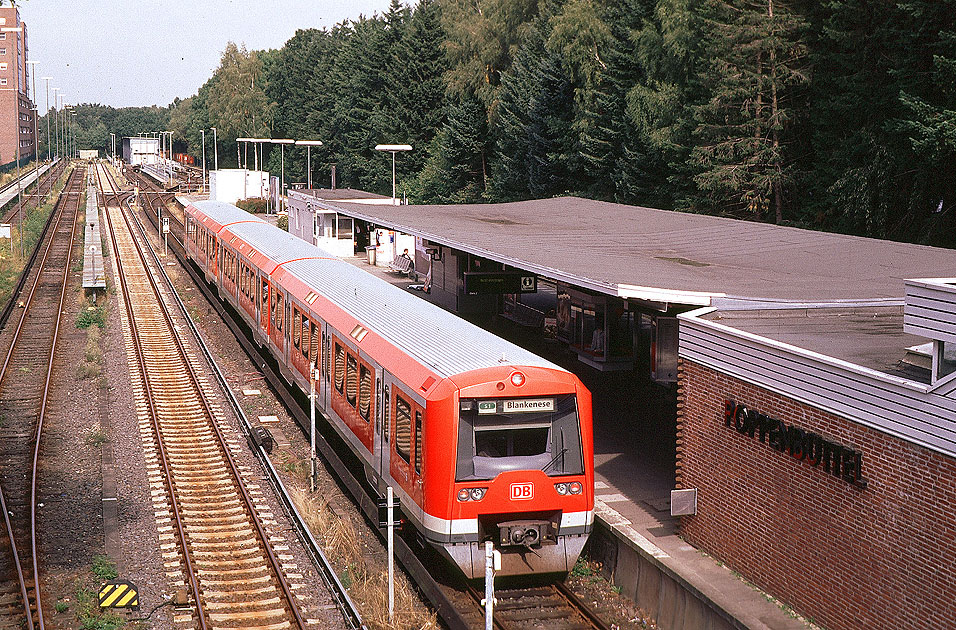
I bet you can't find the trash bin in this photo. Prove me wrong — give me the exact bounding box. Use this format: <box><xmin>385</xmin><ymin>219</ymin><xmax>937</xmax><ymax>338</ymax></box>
<box><xmin>365</xmin><ymin>245</ymin><xmax>377</xmax><ymax>266</ymax></box>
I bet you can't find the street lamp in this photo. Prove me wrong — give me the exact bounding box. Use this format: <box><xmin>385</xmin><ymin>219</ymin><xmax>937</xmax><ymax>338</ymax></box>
<box><xmin>200</xmin><ymin>129</ymin><xmax>207</xmax><ymax>193</ymax></box>
<box><xmin>269</xmin><ymin>139</ymin><xmax>294</xmax><ymax>211</ymax></box>
<box><xmin>210</xmin><ymin>126</ymin><xmax>218</xmax><ymax>171</ymax></box>
<box><xmin>2</xmin><ymin>25</ymin><xmax>25</xmax><ymax>255</ymax></box>
<box><xmin>374</xmin><ymin>144</ymin><xmax>412</xmax><ymax>205</ymax></box>
<box><xmin>26</xmin><ymin>60</ymin><xmax>39</xmax><ymax>210</ymax></box>
<box><xmin>295</xmin><ymin>140</ymin><xmax>323</xmax><ymax>189</ymax></box>
<box><xmin>51</xmin><ymin>87</ymin><xmax>59</xmax><ymax>161</ymax></box>
<box><xmin>41</xmin><ymin>77</ymin><xmax>51</xmax><ymax>160</ymax></box>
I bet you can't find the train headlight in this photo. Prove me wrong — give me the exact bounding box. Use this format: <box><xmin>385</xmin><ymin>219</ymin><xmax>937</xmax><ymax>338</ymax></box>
<box><xmin>555</xmin><ymin>482</ymin><xmax>583</xmax><ymax>496</ymax></box>
<box><xmin>457</xmin><ymin>487</ymin><xmax>488</xmax><ymax>502</ymax></box>
<box><xmin>510</xmin><ymin>371</ymin><xmax>526</xmax><ymax>387</ymax></box>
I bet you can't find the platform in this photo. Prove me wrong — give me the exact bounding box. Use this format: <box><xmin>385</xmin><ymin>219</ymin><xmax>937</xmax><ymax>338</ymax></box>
<box><xmin>83</xmin><ymin>182</ymin><xmax>106</xmax><ymax>290</ymax></box>
<box><xmin>0</xmin><ymin>161</ymin><xmax>55</xmax><ymax>210</ymax></box>
<box><xmin>339</xmin><ymin>251</ymin><xmax>812</xmax><ymax>629</ymax></box>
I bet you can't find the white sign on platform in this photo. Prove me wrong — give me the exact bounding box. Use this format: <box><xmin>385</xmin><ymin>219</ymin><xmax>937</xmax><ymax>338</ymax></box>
<box><xmin>0</xmin><ymin>224</ymin><xmax>10</xmax><ymax>239</ymax></box>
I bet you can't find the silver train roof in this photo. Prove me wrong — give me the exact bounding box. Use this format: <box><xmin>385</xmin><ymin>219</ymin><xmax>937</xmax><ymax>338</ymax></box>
<box><xmin>202</xmin><ymin>203</ymin><xmax>562</xmax><ymax>377</ymax></box>
<box><xmin>192</xmin><ymin>200</ymin><xmax>269</xmax><ymax>226</ymax></box>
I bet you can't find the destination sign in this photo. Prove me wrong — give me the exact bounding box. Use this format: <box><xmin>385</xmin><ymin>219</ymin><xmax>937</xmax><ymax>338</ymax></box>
<box><xmin>502</xmin><ymin>399</ymin><xmax>554</xmax><ymax>413</ymax></box>
<box><xmin>463</xmin><ymin>272</ymin><xmax>537</xmax><ymax>295</ymax></box>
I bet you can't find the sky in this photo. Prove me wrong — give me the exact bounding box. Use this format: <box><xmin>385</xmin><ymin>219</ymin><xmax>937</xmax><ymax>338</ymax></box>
<box><xmin>17</xmin><ymin>0</ymin><xmax>397</xmax><ymax>109</ymax></box>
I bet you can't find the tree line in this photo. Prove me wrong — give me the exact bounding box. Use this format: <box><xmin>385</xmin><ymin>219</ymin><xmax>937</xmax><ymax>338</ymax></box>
<box><xmin>46</xmin><ymin>0</ymin><xmax>956</xmax><ymax>247</ymax></box>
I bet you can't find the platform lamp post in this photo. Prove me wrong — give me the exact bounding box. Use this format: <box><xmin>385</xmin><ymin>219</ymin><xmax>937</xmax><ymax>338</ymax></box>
<box><xmin>374</xmin><ymin>144</ymin><xmax>412</xmax><ymax>205</ymax></box>
<box><xmin>200</xmin><ymin>129</ymin><xmax>206</xmax><ymax>194</ymax></box>
<box><xmin>210</xmin><ymin>126</ymin><xmax>218</xmax><ymax>171</ymax></box>
<box><xmin>51</xmin><ymin>87</ymin><xmax>59</xmax><ymax>161</ymax></box>
<box><xmin>26</xmin><ymin>60</ymin><xmax>39</xmax><ymax>211</ymax></box>
<box><xmin>270</xmin><ymin>139</ymin><xmax>294</xmax><ymax>212</ymax></box>
<box><xmin>41</xmin><ymin>77</ymin><xmax>51</xmax><ymax>160</ymax></box>
<box><xmin>294</xmin><ymin>140</ymin><xmax>323</xmax><ymax>190</ymax></box>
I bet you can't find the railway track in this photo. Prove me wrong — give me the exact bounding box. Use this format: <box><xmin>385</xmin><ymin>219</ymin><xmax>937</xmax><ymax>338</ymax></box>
<box><xmin>128</xmin><ymin>182</ymin><xmax>614</xmax><ymax>630</ymax></box>
<box><xmin>1</xmin><ymin>160</ymin><xmax>68</xmax><ymax>225</ymax></box>
<box><xmin>95</xmin><ymin>164</ymin><xmax>315</xmax><ymax>629</ymax></box>
<box><xmin>0</xmin><ymin>164</ymin><xmax>82</xmax><ymax>630</ymax></box>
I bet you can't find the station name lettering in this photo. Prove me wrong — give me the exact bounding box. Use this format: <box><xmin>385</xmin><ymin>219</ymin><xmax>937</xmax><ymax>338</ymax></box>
<box><xmin>723</xmin><ymin>400</ymin><xmax>867</xmax><ymax>489</ymax></box>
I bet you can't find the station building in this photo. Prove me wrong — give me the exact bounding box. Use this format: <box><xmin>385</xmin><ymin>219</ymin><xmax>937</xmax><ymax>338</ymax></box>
<box><xmin>0</xmin><ymin>4</ymin><xmax>34</xmax><ymax>167</ymax></box>
<box><xmin>121</xmin><ymin>136</ymin><xmax>159</xmax><ymax>166</ymax></box>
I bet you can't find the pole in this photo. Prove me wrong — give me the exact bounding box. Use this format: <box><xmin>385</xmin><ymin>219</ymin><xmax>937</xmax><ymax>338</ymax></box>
<box><xmin>43</xmin><ymin>77</ymin><xmax>50</xmax><ymax>160</ymax></box>
<box><xmin>307</xmin><ymin>146</ymin><xmax>311</xmax><ymax>189</ymax></box>
<box><xmin>310</xmin><ymin>366</ymin><xmax>317</xmax><ymax>493</ymax></box>
<box><xmin>391</xmin><ymin>151</ymin><xmax>396</xmax><ymax>204</ymax></box>
<box><xmin>201</xmin><ymin>129</ymin><xmax>207</xmax><ymax>194</ymax></box>
<box><xmin>29</xmin><ymin>62</ymin><xmax>38</xmax><ymax>211</ymax></box>
<box><xmin>387</xmin><ymin>486</ymin><xmax>395</xmax><ymax>621</ymax></box>
<box><xmin>212</xmin><ymin>127</ymin><xmax>218</xmax><ymax>170</ymax></box>
<box><xmin>484</xmin><ymin>541</ymin><xmax>497</xmax><ymax>630</ymax></box>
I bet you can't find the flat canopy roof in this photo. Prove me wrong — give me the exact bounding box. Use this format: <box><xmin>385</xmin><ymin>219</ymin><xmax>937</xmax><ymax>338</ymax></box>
<box><xmin>701</xmin><ymin>306</ymin><xmax>929</xmax><ymax>383</ymax></box>
<box><xmin>325</xmin><ymin>196</ymin><xmax>956</xmax><ymax>305</ymax></box>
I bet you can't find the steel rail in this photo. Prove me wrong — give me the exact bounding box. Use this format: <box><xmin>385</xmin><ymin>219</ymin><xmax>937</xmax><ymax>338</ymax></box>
<box><xmin>139</xmin><ymin>188</ymin><xmax>476</xmax><ymax>630</ymax></box>
<box><xmin>0</xmin><ymin>165</ymin><xmax>82</xmax><ymax>630</ymax></box>
<box><xmin>98</xmin><ymin>164</ymin><xmax>308</xmax><ymax>629</ymax></box>
<box><xmin>132</xmin><ymin>187</ymin><xmax>365</xmax><ymax>630</ymax></box>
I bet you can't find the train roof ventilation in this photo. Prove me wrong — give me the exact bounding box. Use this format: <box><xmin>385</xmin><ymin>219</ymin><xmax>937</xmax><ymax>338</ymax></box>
<box><xmin>498</xmin><ymin>353</ymin><xmax>509</xmax><ymax>364</ymax></box>
<box><xmin>305</xmin><ymin>292</ymin><xmax>318</xmax><ymax>305</ymax></box>
<box><xmin>420</xmin><ymin>376</ymin><xmax>436</xmax><ymax>393</ymax></box>
<box><xmin>350</xmin><ymin>324</ymin><xmax>368</xmax><ymax>342</ymax></box>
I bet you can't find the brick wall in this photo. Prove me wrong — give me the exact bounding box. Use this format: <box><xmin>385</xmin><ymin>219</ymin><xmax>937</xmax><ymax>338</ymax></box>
<box><xmin>677</xmin><ymin>359</ymin><xmax>956</xmax><ymax>630</ymax></box>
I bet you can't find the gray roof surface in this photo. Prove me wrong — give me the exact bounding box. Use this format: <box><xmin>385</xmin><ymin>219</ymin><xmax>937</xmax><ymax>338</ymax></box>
<box><xmin>193</xmin><ymin>200</ymin><xmax>268</xmax><ymax>226</ymax></box>
<box><xmin>702</xmin><ymin>306</ymin><xmax>930</xmax><ymax>383</ymax></box>
<box><xmin>326</xmin><ymin>196</ymin><xmax>956</xmax><ymax>303</ymax></box>
<box><xmin>218</xmin><ymin>207</ymin><xmax>560</xmax><ymax>377</ymax></box>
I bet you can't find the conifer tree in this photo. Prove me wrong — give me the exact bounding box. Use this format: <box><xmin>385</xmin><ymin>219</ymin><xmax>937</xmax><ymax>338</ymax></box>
<box><xmin>688</xmin><ymin>0</ymin><xmax>809</xmax><ymax>221</ymax></box>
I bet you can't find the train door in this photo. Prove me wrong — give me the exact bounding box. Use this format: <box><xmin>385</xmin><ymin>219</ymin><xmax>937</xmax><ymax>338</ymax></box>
<box><xmin>320</xmin><ymin>325</ymin><xmax>331</xmax><ymax>411</ymax></box>
<box><xmin>375</xmin><ymin>374</ymin><xmax>393</xmax><ymax>495</ymax></box>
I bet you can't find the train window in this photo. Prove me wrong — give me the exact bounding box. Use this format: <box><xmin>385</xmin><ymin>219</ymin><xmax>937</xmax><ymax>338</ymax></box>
<box><xmin>270</xmin><ymin>288</ymin><xmax>276</xmax><ymax>327</ymax></box>
<box><xmin>285</xmin><ymin>301</ymin><xmax>291</xmax><ymax>339</ymax></box>
<box><xmin>359</xmin><ymin>365</ymin><xmax>372</xmax><ymax>421</ymax></box>
<box><xmin>293</xmin><ymin>307</ymin><xmax>301</xmax><ymax>348</ymax></box>
<box><xmin>455</xmin><ymin>394</ymin><xmax>583</xmax><ymax>481</ymax></box>
<box><xmin>414</xmin><ymin>411</ymin><xmax>423</xmax><ymax>474</ymax></box>
<box><xmin>301</xmin><ymin>316</ymin><xmax>310</xmax><ymax>359</ymax></box>
<box><xmin>276</xmin><ymin>293</ymin><xmax>284</xmax><ymax>331</ymax></box>
<box><xmin>346</xmin><ymin>354</ymin><xmax>358</xmax><ymax>407</ymax></box>
<box><xmin>262</xmin><ymin>279</ymin><xmax>268</xmax><ymax>311</ymax></box>
<box><xmin>383</xmin><ymin>385</ymin><xmax>390</xmax><ymax>442</ymax></box>
<box><xmin>395</xmin><ymin>396</ymin><xmax>411</xmax><ymax>464</ymax></box>
<box><xmin>310</xmin><ymin>322</ymin><xmax>319</xmax><ymax>365</ymax></box>
<box><xmin>334</xmin><ymin>343</ymin><xmax>345</xmax><ymax>393</ymax></box>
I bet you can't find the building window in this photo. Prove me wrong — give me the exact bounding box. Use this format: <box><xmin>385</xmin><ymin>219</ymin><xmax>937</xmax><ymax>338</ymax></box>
<box><xmin>0</xmin><ymin>49</ymin><xmax>6</xmax><ymax>55</ymax></box>
<box><xmin>0</xmin><ymin>63</ymin><xmax>8</xmax><ymax>70</ymax></box>
<box><xmin>0</xmin><ymin>78</ymin><xmax>7</xmax><ymax>86</ymax></box>
<box><xmin>0</xmin><ymin>33</ymin><xmax>6</xmax><ymax>39</ymax></box>
<box><xmin>939</xmin><ymin>341</ymin><xmax>956</xmax><ymax>380</ymax></box>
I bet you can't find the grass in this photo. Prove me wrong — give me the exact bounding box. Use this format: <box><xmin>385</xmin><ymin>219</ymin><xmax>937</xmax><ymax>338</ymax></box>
<box><xmin>54</xmin><ymin>600</ymin><xmax>69</xmax><ymax>613</ymax></box>
<box><xmin>86</xmin><ymin>429</ymin><xmax>110</xmax><ymax>447</ymax></box>
<box><xmin>77</xmin><ymin>306</ymin><xmax>106</xmax><ymax>329</ymax></box>
<box><xmin>91</xmin><ymin>555</ymin><xmax>118</xmax><ymax>581</ymax></box>
<box><xmin>0</xmin><ymin>166</ymin><xmax>69</xmax><ymax>311</ymax></box>
<box><xmin>283</xmin><ymin>460</ymin><xmax>439</xmax><ymax>630</ymax></box>
<box><xmin>77</xmin><ymin>320</ymin><xmax>104</xmax><ymax>379</ymax></box>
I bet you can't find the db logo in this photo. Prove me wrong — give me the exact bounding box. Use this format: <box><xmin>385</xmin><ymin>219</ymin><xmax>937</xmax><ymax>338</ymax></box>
<box><xmin>510</xmin><ymin>482</ymin><xmax>534</xmax><ymax>500</ymax></box>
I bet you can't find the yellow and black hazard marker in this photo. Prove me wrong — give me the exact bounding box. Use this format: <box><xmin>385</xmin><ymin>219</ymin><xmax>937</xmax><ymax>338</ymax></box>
<box><xmin>98</xmin><ymin>579</ymin><xmax>139</xmax><ymax>610</ymax></box>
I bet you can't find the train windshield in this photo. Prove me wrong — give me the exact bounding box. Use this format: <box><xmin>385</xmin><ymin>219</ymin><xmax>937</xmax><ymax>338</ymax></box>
<box><xmin>456</xmin><ymin>394</ymin><xmax>583</xmax><ymax>481</ymax></box>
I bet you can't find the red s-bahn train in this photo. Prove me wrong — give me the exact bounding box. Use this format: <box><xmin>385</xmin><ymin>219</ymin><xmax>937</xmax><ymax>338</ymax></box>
<box><xmin>184</xmin><ymin>201</ymin><xmax>594</xmax><ymax>578</ymax></box>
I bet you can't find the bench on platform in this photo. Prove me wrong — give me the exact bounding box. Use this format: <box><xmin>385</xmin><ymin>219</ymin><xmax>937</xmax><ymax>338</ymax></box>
<box><xmin>388</xmin><ymin>255</ymin><xmax>414</xmax><ymax>276</ymax></box>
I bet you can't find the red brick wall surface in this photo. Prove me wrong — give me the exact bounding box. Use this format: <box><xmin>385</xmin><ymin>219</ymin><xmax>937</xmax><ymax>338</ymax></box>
<box><xmin>677</xmin><ymin>359</ymin><xmax>956</xmax><ymax>630</ymax></box>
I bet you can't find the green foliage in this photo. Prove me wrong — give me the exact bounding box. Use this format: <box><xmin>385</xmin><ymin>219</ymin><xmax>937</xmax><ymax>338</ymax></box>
<box><xmin>91</xmin><ymin>555</ymin><xmax>118</xmax><ymax>581</ymax></box>
<box><xmin>277</xmin><ymin>215</ymin><xmax>289</xmax><ymax>231</ymax></box>
<box><xmin>76</xmin><ymin>306</ymin><xmax>106</xmax><ymax>329</ymax></box>
<box><xmin>65</xmin><ymin>0</ymin><xmax>956</xmax><ymax>248</ymax></box>
<box><xmin>237</xmin><ymin>197</ymin><xmax>268</xmax><ymax>213</ymax></box>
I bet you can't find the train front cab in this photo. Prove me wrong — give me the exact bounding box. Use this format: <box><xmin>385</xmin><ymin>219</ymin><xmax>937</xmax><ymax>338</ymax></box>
<box><xmin>424</xmin><ymin>368</ymin><xmax>594</xmax><ymax>579</ymax></box>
